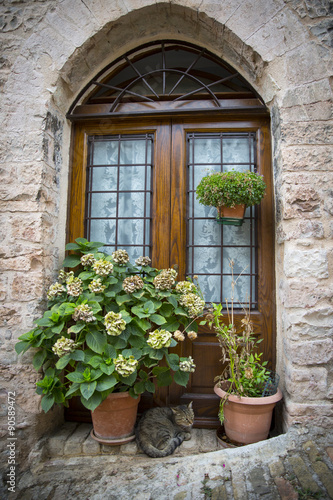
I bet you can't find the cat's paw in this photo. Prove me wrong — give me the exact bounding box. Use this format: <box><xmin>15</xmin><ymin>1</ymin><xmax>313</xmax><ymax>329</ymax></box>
<box><xmin>183</xmin><ymin>432</ymin><xmax>191</xmax><ymax>441</ymax></box>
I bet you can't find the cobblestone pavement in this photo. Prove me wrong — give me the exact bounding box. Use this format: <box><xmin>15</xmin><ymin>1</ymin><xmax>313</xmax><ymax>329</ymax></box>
<box><xmin>3</xmin><ymin>423</ymin><xmax>333</xmax><ymax>499</ymax></box>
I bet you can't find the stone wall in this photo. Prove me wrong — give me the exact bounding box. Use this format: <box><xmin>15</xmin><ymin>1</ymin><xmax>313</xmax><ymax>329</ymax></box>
<box><xmin>0</xmin><ymin>0</ymin><xmax>332</xmax><ymax>473</ymax></box>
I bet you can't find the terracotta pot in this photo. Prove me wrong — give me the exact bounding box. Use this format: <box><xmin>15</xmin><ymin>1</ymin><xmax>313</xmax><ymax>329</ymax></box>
<box><xmin>217</xmin><ymin>204</ymin><xmax>246</xmax><ymax>219</ymax></box>
<box><xmin>91</xmin><ymin>392</ymin><xmax>140</xmax><ymax>445</ymax></box>
<box><xmin>214</xmin><ymin>384</ymin><xmax>282</xmax><ymax>445</ymax></box>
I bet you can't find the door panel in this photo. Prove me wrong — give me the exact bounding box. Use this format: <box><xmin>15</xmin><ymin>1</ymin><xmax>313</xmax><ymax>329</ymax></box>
<box><xmin>67</xmin><ymin>116</ymin><xmax>274</xmax><ymax>427</ymax></box>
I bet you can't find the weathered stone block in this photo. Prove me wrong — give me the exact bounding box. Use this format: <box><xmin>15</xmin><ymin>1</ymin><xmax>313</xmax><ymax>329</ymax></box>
<box><xmin>281</xmin><ymin>122</ymin><xmax>333</xmax><ymax>146</ymax></box>
<box><xmin>284</xmin><ymin>247</ymin><xmax>328</xmax><ymax>278</ymax></box>
<box><xmin>10</xmin><ymin>272</ymin><xmax>44</xmax><ymax>301</ymax></box>
<box><xmin>284</xmin><ymin>364</ymin><xmax>327</xmax><ymax>400</ymax></box>
<box><xmin>280</xmin><ymin>145</ymin><xmax>333</xmax><ymax>172</ymax></box>
<box><xmin>284</xmin><ymin>338</ymin><xmax>333</xmax><ymax>366</ymax></box>
<box><xmin>63</xmin><ymin>423</ymin><xmax>92</xmax><ymax>455</ymax></box>
<box><xmin>283</xmin><ymin>185</ymin><xmax>321</xmax><ymax>219</ymax></box>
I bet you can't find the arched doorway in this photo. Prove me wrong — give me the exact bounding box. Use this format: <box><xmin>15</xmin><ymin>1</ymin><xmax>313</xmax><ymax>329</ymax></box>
<box><xmin>67</xmin><ymin>41</ymin><xmax>274</xmax><ymax>427</ymax></box>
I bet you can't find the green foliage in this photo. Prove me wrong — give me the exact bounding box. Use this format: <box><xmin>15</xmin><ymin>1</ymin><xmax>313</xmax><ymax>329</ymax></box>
<box><xmin>196</xmin><ymin>170</ymin><xmax>266</xmax><ymax>209</ymax></box>
<box><xmin>15</xmin><ymin>239</ymin><xmax>205</xmax><ymax>412</ymax></box>
<box><xmin>206</xmin><ymin>260</ymin><xmax>272</xmax><ymax>424</ymax></box>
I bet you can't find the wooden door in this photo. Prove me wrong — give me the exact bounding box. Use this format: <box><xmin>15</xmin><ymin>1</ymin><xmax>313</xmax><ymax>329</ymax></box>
<box><xmin>68</xmin><ymin>115</ymin><xmax>274</xmax><ymax>427</ymax></box>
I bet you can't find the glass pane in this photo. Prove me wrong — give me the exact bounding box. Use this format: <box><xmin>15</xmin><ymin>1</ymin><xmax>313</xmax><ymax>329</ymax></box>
<box><xmin>90</xmin><ymin>193</ymin><xmax>117</xmax><ymax>218</ymax></box>
<box><xmin>117</xmin><ymin>219</ymin><xmax>144</xmax><ymax>246</ymax></box>
<box><xmin>91</xmin><ymin>166</ymin><xmax>117</xmax><ymax>191</ymax></box>
<box><xmin>197</xmin><ymin>275</ymin><xmax>221</xmax><ymax>304</ymax></box>
<box><xmin>223</xmin><ymin>137</ymin><xmax>250</xmax><ymax>165</ymax></box>
<box><xmin>119</xmin><ymin>140</ymin><xmax>147</xmax><ymax>164</ymax></box>
<box><xmin>222</xmin><ymin>275</ymin><xmax>251</xmax><ymax>305</ymax></box>
<box><xmin>93</xmin><ymin>141</ymin><xmax>118</xmax><ymax>165</ymax></box>
<box><xmin>90</xmin><ymin>220</ymin><xmax>116</xmax><ymax>244</ymax></box>
<box><xmin>119</xmin><ymin>165</ymin><xmax>149</xmax><ymax>191</ymax></box>
<box><xmin>118</xmin><ymin>192</ymin><xmax>145</xmax><ymax>218</ymax></box>
<box><xmin>193</xmin><ymin>138</ymin><xmax>220</xmax><ymax>164</ymax></box>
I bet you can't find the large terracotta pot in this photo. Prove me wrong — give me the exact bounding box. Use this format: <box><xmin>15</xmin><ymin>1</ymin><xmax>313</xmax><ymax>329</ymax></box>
<box><xmin>214</xmin><ymin>384</ymin><xmax>282</xmax><ymax>445</ymax></box>
<box><xmin>91</xmin><ymin>392</ymin><xmax>141</xmax><ymax>445</ymax></box>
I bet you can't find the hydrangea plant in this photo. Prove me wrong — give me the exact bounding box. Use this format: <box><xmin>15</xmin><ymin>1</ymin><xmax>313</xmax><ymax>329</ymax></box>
<box><xmin>15</xmin><ymin>238</ymin><xmax>205</xmax><ymax>412</ymax></box>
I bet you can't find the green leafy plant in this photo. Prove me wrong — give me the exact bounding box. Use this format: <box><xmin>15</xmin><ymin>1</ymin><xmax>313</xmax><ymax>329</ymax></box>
<box><xmin>205</xmin><ymin>260</ymin><xmax>271</xmax><ymax>423</ymax></box>
<box><xmin>196</xmin><ymin>170</ymin><xmax>266</xmax><ymax>210</ymax></box>
<box><xmin>15</xmin><ymin>238</ymin><xmax>205</xmax><ymax>412</ymax></box>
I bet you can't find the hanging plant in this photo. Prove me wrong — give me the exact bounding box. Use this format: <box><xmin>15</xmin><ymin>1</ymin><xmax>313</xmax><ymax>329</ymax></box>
<box><xmin>196</xmin><ymin>170</ymin><xmax>266</xmax><ymax>225</ymax></box>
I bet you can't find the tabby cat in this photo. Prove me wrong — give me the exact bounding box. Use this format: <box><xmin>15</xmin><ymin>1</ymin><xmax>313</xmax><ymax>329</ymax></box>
<box><xmin>135</xmin><ymin>402</ymin><xmax>194</xmax><ymax>458</ymax></box>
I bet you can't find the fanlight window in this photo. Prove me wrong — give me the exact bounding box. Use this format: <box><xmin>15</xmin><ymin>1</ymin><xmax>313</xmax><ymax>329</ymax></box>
<box><xmin>67</xmin><ymin>41</ymin><xmax>266</xmax><ymax>119</ymax></box>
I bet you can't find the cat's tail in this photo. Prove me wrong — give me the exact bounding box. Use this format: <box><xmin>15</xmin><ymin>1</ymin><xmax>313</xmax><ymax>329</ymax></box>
<box><xmin>136</xmin><ymin>435</ymin><xmax>184</xmax><ymax>458</ymax></box>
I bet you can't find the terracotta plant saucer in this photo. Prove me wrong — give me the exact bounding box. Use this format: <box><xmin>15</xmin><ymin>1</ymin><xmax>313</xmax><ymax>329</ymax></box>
<box><xmin>90</xmin><ymin>428</ymin><xmax>136</xmax><ymax>446</ymax></box>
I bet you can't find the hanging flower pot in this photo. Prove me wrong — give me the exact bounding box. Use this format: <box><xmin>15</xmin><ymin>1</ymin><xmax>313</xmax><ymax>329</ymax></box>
<box><xmin>216</xmin><ymin>204</ymin><xmax>246</xmax><ymax>226</ymax></box>
<box><xmin>196</xmin><ymin>170</ymin><xmax>266</xmax><ymax>226</ymax></box>
<box><xmin>90</xmin><ymin>391</ymin><xmax>141</xmax><ymax>445</ymax></box>
<box><xmin>214</xmin><ymin>384</ymin><xmax>282</xmax><ymax>445</ymax></box>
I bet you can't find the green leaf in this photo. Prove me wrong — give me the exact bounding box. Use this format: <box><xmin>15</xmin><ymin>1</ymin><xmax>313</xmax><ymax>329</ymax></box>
<box><xmin>65</xmin><ymin>242</ymin><xmax>81</xmax><ymax>251</ymax></box>
<box><xmin>166</xmin><ymin>353</ymin><xmax>180</xmax><ymax>371</ymax></box>
<box><xmin>156</xmin><ymin>370</ymin><xmax>173</xmax><ymax>387</ymax></box>
<box><xmin>80</xmin><ymin>381</ymin><xmax>97</xmax><ymax>400</ymax></box>
<box><xmin>32</xmin><ymin>350</ymin><xmax>47</xmax><ymax>370</ymax></box>
<box><xmin>65</xmin><ymin>383</ymin><xmax>80</xmax><ymax>397</ymax></box>
<box><xmin>55</xmin><ymin>353</ymin><xmax>71</xmax><ymax>369</ymax></box>
<box><xmin>167</xmin><ymin>295</ymin><xmax>178</xmax><ymax>308</ymax></box>
<box><xmin>134</xmin><ymin>380</ymin><xmax>145</xmax><ymax>394</ymax></box>
<box><xmin>95</xmin><ymin>375</ymin><xmax>117</xmax><ymax>391</ymax></box>
<box><xmin>70</xmin><ymin>350</ymin><xmax>85</xmax><ymax>361</ymax></box>
<box><xmin>145</xmin><ymin>380</ymin><xmax>155</xmax><ymax>393</ymax></box>
<box><xmin>62</xmin><ymin>255</ymin><xmax>81</xmax><ymax>268</ymax></box>
<box><xmin>104</xmin><ymin>345</ymin><xmax>117</xmax><ymax>359</ymax></box>
<box><xmin>87</xmin><ymin>355</ymin><xmax>103</xmax><ymax>369</ymax></box>
<box><xmin>116</xmin><ymin>294</ymin><xmax>132</xmax><ymax>305</ymax></box>
<box><xmin>173</xmin><ymin>370</ymin><xmax>190</xmax><ymax>387</ymax></box>
<box><xmin>68</xmin><ymin>323</ymin><xmax>86</xmax><ymax>334</ymax></box>
<box><xmin>15</xmin><ymin>341</ymin><xmax>30</xmax><ymax>355</ymax></box>
<box><xmin>80</xmin><ymin>392</ymin><xmax>103</xmax><ymax>411</ymax></box>
<box><xmin>51</xmin><ymin>321</ymin><xmax>66</xmax><ymax>334</ymax></box>
<box><xmin>119</xmin><ymin>371</ymin><xmax>137</xmax><ymax>386</ymax></box>
<box><xmin>66</xmin><ymin>372</ymin><xmax>85</xmax><ymax>383</ymax></box>
<box><xmin>150</xmin><ymin>314</ymin><xmax>166</xmax><ymax>325</ymax></box>
<box><xmin>100</xmin><ymin>363</ymin><xmax>115</xmax><ymax>376</ymax></box>
<box><xmin>41</xmin><ymin>394</ymin><xmax>55</xmax><ymax>413</ymax></box>
<box><xmin>86</xmin><ymin>330</ymin><xmax>106</xmax><ymax>354</ymax></box>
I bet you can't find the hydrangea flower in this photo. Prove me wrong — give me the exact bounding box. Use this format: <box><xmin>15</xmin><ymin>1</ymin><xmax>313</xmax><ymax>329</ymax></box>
<box><xmin>187</xmin><ymin>331</ymin><xmax>198</xmax><ymax>340</ymax></box>
<box><xmin>179</xmin><ymin>293</ymin><xmax>205</xmax><ymax>318</ymax></box>
<box><xmin>173</xmin><ymin>330</ymin><xmax>185</xmax><ymax>342</ymax></box>
<box><xmin>179</xmin><ymin>356</ymin><xmax>196</xmax><ymax>373</ymax></box>
<box><xmin>112</xmin><ymin>249</ymin><xmax>129</xmax><ymax>265</ymax></box>
<box><xmin>114</xmin><ymin>354</ymin><xmax>138</xmax><ymax>376</ymax></box>
<box><xmin>66</xmin><ymin>277</ymin><xmax>83</xmax><ymax>297</ymax></box>
<box><xmin>52</xmin><ymin>336</ymin><xmax>79</xmax><ymax>357</ymax></box>
<box><xmin>72</xmin><ymin>304</ymin><xmax>96</xmax><ymax>323</ymax></box>
<box><xmin>153</xmin><ymin>269</ymin><xmax>178</xmax><ymax>290</ymax></box>
<box><xmin>147</xmin><ymin>329</ymin><xmax>172</xmax><ymax>349</ymax></box>
<box><xmin>47</xmin><ymin>282</ymin><xmax>66</xmax><ymax>300</ymax></box>
<box><xmin>122</xmin><ymin>275</ymin><xmax>144</xmax><ymax>293</ymax></box>
<box><xmin>88</xmin><ymin>278</ymin><xmax>106</xmax><ymax>293</ymax></box>
<box><xmin>175</xmin><ymin>281</ymin><xmax>197</xmax><ymax>294</ymax></box>
<box><xmin>93</xmin><ymin>259</ymin><xmax>113</xmax><ymax>277</ymax></box>
<box><xmin>135</xmin><ymin>256</ymin><xmax>151</xmax><ymax>267</ymax></box>
<box><xmin>80</xmin><ymin>253</ymin><xmax>96</xmax><ymax>267</ymax></box>
<box><xmin>58</xmin><ymin>270</ymin><xmax>74</xmax><ymax>283</ymax></box>
<box><xmin>104</xmin><ymin>311</ymin><xmax>126</xmax><ymax>336</ymax></box>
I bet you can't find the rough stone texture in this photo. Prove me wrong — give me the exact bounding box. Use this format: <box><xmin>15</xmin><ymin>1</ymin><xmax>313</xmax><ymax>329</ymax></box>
<box><xmin>1</xmin><ymin>424</ymin><xmax>332</xmax><ymax>500</ymax></box>
<box><xmin>0</xmin><ymin>0</ymin><xmax>332</xmax><ymax>479</ymax></box>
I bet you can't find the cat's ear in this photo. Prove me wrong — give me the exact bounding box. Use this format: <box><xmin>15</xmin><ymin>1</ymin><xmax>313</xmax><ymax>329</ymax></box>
<box><xmin>188</xmin><ymin>401</ymin><xmax>193</xmax><ymax>409</ymax></box>
<box><xmin>170</xmin><ymin>407</ymin><xmax>177</xmax><ymax>414</ymax></box>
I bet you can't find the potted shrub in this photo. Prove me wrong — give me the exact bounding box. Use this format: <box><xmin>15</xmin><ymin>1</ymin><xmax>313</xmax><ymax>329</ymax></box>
<box><xmin>205</xmin><ymin>260</ymin><xmax>282</xmax><ymax>445</ymax></box>
<box><xmin>195</xmin><ymin>170</ymin><xmax>266</xmax><ymax>225</ymax></box>
<box><xmin>15</xmin><ymin>238</ymin><xmax>205</xmax><ymax>444</ymax></box>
